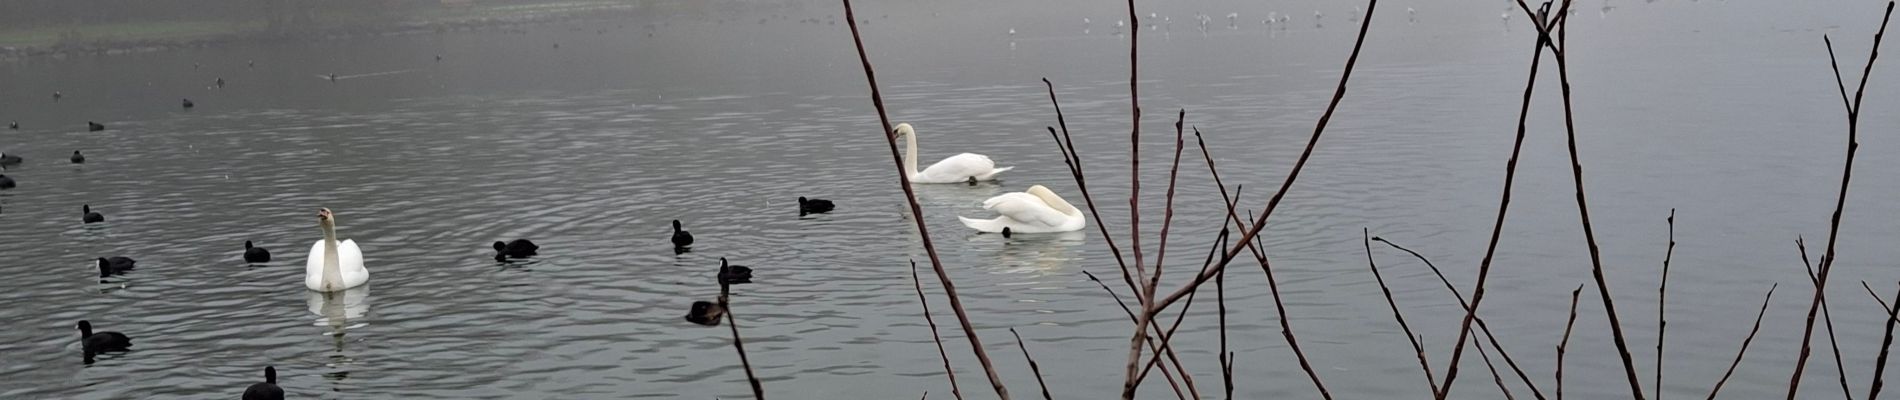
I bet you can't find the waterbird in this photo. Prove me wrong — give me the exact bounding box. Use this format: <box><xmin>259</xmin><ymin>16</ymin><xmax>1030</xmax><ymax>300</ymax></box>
<box><xmin>0</xmin><ymin>174</ymin><xmax>14</xmax><ymax>189</ymax></box>
<box><xmin>75</xmin><ymin>320</ymin><xmax>132</xmax><ymax>353</ymax></box>
<box><xmin>958</xmin><ymin>185</ymin><xmax>1086</xmax><ymax>233</ymax></box>
<box><xmin>242</xmin><ymin>366</ymin><xmax>284</xmax><ymax>400</ymax></box>
<box><xmin>70</xmin><ymin>150</ymin><xmax>84</xmax><ymax>164</ymax></box>
<box><xmin>53</xmin><ymin>91</ymin><xmax>62</xmax><ymax>102</ymax></box>
<box><xmin>1002</xmin><ymin>227</ymin><xmax>1013</xmax><ymax>238</ymax></box>
<box><xmin>799</xmin><ymin>197</ymin><xmax>835</xmax><ymax>215</ymax></box>
<box><xmin>893</xmin><ymin>123</ymin><xmax>1013</xmax><ymax>183</ymax></box>
<box><xmin>244</xmin><ymin>241</ymin><xmax>271</xmax><ymax>263</ymax></box>
<box><xmin>306</xmin><ymin>208</ymin><xmax>368</xmax><ymax>292</ymax></box>
<box><xmin>247</xmin><ymin>60</ymin><xmax>254</xmax><ymax>68</ymax></box>
<box><xmin>97</xmin><ymin>257</ymin><xmax>135</xmax><ymax>277</ymax></box>
<box><xmin>8</xmin><ymin>121</ymin><xmax>15</xmax><ymax>129</ymax></box>
<box><xmin>718</xmin><ymin>257</ymin><xmax>752</xmax><ymax>284</ymax></box>
<box><xmin>672</xmin><ymin>220</ymin><xmax>694</xmax><ymax>250</ymax></box>
<box><xmin>0</xmin><ymin>152</ymin><xmax>20</xmax><ymax>166</ymax></box>
<box><xmin>215</xmin><ymin>77</ymin><xmax>224</xmax><ymax>88</ymax></box>
<box><xmin>87</xmin><ymin>121</ymin><xmax>105</xmax><ymax>131</ymax></box>
<box><xmin>685</xmin><ymin>301</ymin><xmax>725</xmax><ymax>326</ymax></box>
<box><xmin>82</xmin><ymin>205</ymin><xmax>104</xmax><ymax>223</ymax></box>
<box><xmin>182</xmin><ymin>98</ymin><xmax>194</xmax><ymax>109</ymax></box>
<box><xmin>493</xmin><ymin>239</ymin><xmax>539</xmax><ymax>260</ymax></box>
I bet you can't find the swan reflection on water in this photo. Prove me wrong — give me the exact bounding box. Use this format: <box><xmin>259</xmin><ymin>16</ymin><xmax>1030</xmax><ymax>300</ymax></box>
<box><xmin>307</xmin><ymin>284</ymin><xmax>370</xmax><ymax>331</ymax></box>
<box><xmin>307</xmin><ymin>285</ymin><xmax>369</xmax><ymax>389</ymax></box>
<box><xmin>977</xmin><ymin>230</ymin><xmax>1087</xmax><ymax>275</ymax></box>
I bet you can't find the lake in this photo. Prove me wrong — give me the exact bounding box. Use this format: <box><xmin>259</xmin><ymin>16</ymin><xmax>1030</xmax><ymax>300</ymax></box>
<box><xmin>2</xmin><ymin>0</ymin><xmax>1898</xmax><ymax>398</ymax></box>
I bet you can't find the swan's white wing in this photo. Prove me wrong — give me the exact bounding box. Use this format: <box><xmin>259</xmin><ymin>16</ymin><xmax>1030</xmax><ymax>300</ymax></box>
<box><xmin>306</xmin><ymin>240</ymin><xmax>327</xmax><ymax>289</ymax></box>
<box><xmin>339</xmin><ymin>239</ymin><xmax>368</xmax><ymax>286</ymax></box>
<box><xmin>918</xmin><ymin>153</ymin><xmax>1000</xmax><ymax>182</ymax></box>
<box><xmin>983</xmin><ymin>192</ymin><xmax>1069</xmax><ymax>228</ymax></box>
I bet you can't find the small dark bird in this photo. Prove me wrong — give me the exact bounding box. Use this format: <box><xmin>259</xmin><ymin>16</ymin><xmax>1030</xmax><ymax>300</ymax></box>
<box><xmin>243</xmin><ymin>241</ymin><xmax>271</xmax><ymax>263</ymax></box>
<box><xmin>552</xmin><ymin>43</ymin><xmax>560</xmax><ymax>48</ymax></box>
<box><xmin>96</xmin><ymin>257</ymin><xmax>135</xmax><ymax>277</ymax></box>
<box><xmin>8</xmin><ymin>121</ymin><xmax>16</xmax><ymax>129</ymax></box>
<box><xmin>671</xmin><ymin>220</ymin><xmax>694</xmax><ymax>249</ymax></box>
<box><xmin>435</xmin><ymin>55</ymin><xmax>443</xmax><ymax>62</ymax></box>
<box><xmin>75</xmin><ymin>320</ymin><xmax>132</xmax><ymax>353</ymax></box>
<box><xmin>242</xmin><ymin>366</ymin><xmax>284</xmax><ymax>400</ymax></box>
<box><xmin>1002</xmin><ymin>227</ymin><xmax>1013</xmax><ymax>238</ymax></box>
<box><xmin>718</xmin><ymin>257</ymin><xmax>752</xmax><ymax>284</ymax></box>
<box><xmin>182</xmin><ymin>98</ymin><xmax>194</xmax><ymax>109</ymax></box>
<box><xmin>247</xmin><ymin>60</ymin><xmax>255</xmax><ymax>68</ymax></box>
<box><xmin>684</xmin><ymin>301</ymin><xmax>725</xmax><ymax>326</ymax></box>
<box><xmin>70</xmin><ymin>150</ymin><xmax>84</xmax><ymax>164</ymax></box>
<box><xmin>214</xmin><ymin>77</ymin><xmax>225</xmax><ymax>88</ymax></box>
<box><xmin>327</xmin><ymin>74</ymin><xmax>337</xmax><ymax>82</ymax></box>
<box><xmin>0</xmin><ymin>174</ymin><xmax>14</xmax><ymax>189</ymax></box>
<box><xmin>798</xmin><ymin>196</ymin><xmax>835</xmax><ymax>215</ymax></box>
<box><xmin>87</xmin><ymin>122</ymin><xmax>105</xmax><ymax>131</ymax></box>
<box><xmin>53</xmin><ymin>91</ymin><xmax>62</xmax><ymax>102</ymax></box>
<box><xmin>82</xmin><ymin>204</ymin><xmax>105</xmax><ymax>223</ymax></box>
<box><xmin>492</xmin><ymin>239</ymin><xmax>539</xmax><ymax>260</ymax></box>
<box><xmin>0</xmin><ymin>152</ymin><xmax>21</xmax><ymax>166</ymax></box>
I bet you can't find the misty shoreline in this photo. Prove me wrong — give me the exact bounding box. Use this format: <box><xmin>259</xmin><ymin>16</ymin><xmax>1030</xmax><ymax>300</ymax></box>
<box><xmin>0</xmin><ymin>3</ymin><xmax>652</xmax><ymax>62</ymax></box>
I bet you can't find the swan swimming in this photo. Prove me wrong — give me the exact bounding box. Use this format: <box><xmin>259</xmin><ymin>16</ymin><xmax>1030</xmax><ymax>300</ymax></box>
<box><xmin>893</xmin><ymin>123</ymin><xmax>1013</xmax><ymax>184</ymax></box>
<box><xmin>959</xmin><ymin>185</ymin><xmax>1086</xmax><ymax>233</ymax></box>
<box><xmin>306</xmin><ymin>208</ymin><xmax>368</xmax><ymax>292</ymax></box>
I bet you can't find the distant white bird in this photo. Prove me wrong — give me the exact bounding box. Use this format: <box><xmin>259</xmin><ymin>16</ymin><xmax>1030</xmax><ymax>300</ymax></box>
<box><xmin>1009</xmin><ymin>28</ymin><xmax>1016</xmax><ymax>36</ymax></box>
<box><xmin>1116</xmin><ymin>20</ymin><xmax>1126</xmax><ymax>29</ymax></box>
<box><xmin>892</xmin><ymin>123</ymin><xmax>1013</xmax><ymax>184</ymax></box>
<box><xmin>1084</xmin><ymin>17</ymin><xmax>1091</xmax><ymax>25</ymax></box>
<box><xmin>1408</xmin><ymin>7</ymin><xmax>1417</xmax><ymax>21</ymax></box>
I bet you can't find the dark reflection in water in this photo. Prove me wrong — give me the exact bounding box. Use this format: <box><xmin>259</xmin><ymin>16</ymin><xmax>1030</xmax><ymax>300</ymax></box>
<box><xmin>0</xmin><ymin>0</ymin><xmax>1896</xmax><ymax>398</ymax></box>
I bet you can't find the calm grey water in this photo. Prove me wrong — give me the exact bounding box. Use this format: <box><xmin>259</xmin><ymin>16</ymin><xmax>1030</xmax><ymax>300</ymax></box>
<box><xmin>3</xmin><ymin>0</ymin><xmax>1900</xmax><ymax>398</ymax></box>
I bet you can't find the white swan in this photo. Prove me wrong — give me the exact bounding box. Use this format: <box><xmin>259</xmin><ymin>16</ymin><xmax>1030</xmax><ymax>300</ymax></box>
<box><xmin>959</xmin><ymin>185</ymin><xmax>1086</xmax><ymax>233</ymax></box>
<box><xmin>894</xmin><ymin>123</ymin><xmax>1013</xmax><ymax>184</ymax></box>
<box><xmin>306</xmin><ymin>208</ymin><xmax>368</xmax><ymax>292</ymax></box>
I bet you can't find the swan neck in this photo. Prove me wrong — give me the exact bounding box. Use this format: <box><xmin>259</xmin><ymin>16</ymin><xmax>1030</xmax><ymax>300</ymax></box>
<box><xmin>1040</xmin><ymin>192</ymin><xmax>1080</xmax><ymax>216</ymax></box>
<box><xmin>903</xmin><ymin>127</ymin><xmax>919</xmax><ymax>176</ymax></box>
<box><xmin>320</xmin><ymin>220</ymin><xmax>342</xmax><ymax>289</ymax></box>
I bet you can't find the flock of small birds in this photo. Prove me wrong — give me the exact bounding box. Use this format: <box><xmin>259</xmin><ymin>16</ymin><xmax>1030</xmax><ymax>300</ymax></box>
<box><xmin>0</xmin><ymin>77</ymin><xmax>840</xmax><ymax>395</ymax></box>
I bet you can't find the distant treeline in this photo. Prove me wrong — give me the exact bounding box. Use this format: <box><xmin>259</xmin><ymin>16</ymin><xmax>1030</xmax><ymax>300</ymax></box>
<box><xmin>0</xmin><ymin>0</ymin><xmax>672</xmax><ymax>32</ymax></box>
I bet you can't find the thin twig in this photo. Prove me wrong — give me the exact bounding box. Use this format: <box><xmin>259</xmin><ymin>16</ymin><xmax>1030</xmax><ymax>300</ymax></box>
<box><xmin>1366</xmin><ymin>227</ymin><xmax>1439</xmax><ymax>395</ymax></box>
<box><xmin>1658</xmin><ymin>209</ymin><xmax>1675</xmax><ymax>400</ymax></box>
<box><xmin>1478</xmin><ymin>339</ymin><xmax>1520</xmax><ymax>400</ymax></box>
<box><xmin>912</xmin><ymin>261</ymin><xmax>964</xmax><ymax>400</ymax></box>
<box><xmin>1799</xmin><ymin>237</ymin><xmax>1856</xmax><ymax>399</ymax></box>
<box><xmin>1708</xmin><ymin>284</ymin><xmax>1780</xmax><ymax>400</ymax></box>
<box><xmin>1219</xmin><ymin>229</ymin><xmax>1233</xmax><ymax>400</ymax></box>
<box><xmin>1147</xmin><ymin>0</ymin><xmax>1380</xmax><ymax>317</ymax></box>
<box><xmin>1197</xmin><ymin>130</ymin><xmax>1333</xmax><ymax>399</ymax></box>
<box><xmin>1870</xmin><ymin>281</ymin><xmax>1900</xmax><ymax>399</ymax></box>
<box><xmin>719</xmin><ymin>263</ymin><xmax>765</xmax><ymax>399</ymax></box>
<box><xmin>839</xmin><ymin>2</ymin><xmax>1009</xmax><ymax>398</ymax></box>
<box><xmin>1084</xmin><ymin>270</ymin><xmax>1191</xmax><ymax>400</ymax></box>
<box><xmin>1559</xmin><ymin>285</ymin><xmax>1583</xmax><ymax>400</ymax></box>
<box><xmin>1544</xmin><ymin>1</ymin><xmax>1649</xmax><ymax>396</ymax></box>
<box><xmin>1790</xmin><ymin>4</ymin><xmax>1894</xmax><ymax>399</ymax></box>
<box><xmin>1010</xmin><ymin>328</ymin><xmax>1053</xmax><ymax>400</ymax></box>
<box><xmin>1438</xmin><ymin>2</ymin><xmax>1554</xmax><ymax>396</ymax></box>
<box><xmin>1376</xmin><ymin>237</ymin><xmax>1548</xmax><ymax>400</ymax></box>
